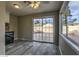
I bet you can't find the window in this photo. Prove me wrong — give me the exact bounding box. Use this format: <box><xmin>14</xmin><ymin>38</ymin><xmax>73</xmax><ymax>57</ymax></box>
<box><xmin>61</xmin><ymin>1</ymin><xmax>79</xmax><ymax>45</ymax></box>
<box><xmin>67</xmin><ymin>1</ymin><xmax>79</xmax><ymax>45</ymax></box>
<box><xmin>62</xmin><ymin>14</ymin><xmax>67</xmax><ymax>35</ymax></box>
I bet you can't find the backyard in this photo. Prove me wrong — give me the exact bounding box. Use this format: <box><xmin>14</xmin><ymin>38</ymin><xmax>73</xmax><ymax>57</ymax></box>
<box><xmin>63</xmin><ymin>24</ymin><xmax>79</xmax><ymax>45</ymax></box>
<box><xmin>33</xmin><ymin>18</ymin><xmax>54</xmax><ymax>43</ymax></box>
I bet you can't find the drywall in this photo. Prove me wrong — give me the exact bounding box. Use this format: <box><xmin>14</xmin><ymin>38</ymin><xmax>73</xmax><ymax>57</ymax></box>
<box><xmin>0</xmin><ymin>2</ymin><xmax>9</xmax><ymax>55</ymax></box>
<box><xmin>18</xmin><ymin>15</ymin><xmax>32</xmax><ymax>40</ymax></box>
<box><xmin>18</xmin><ymin>11</ymin><xmax>59</xmax><ymax>43</ymax></box>
<box><xmin>9</xmin><ymin>14</ymin><xmax>18</xmax><ymax>40</ymax></box>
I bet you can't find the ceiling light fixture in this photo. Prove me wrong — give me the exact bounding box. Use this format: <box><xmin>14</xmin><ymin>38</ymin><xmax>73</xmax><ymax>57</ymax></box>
<box><xmin>13</xmin><ymin>4</ymin><xmax>20</xmax><ymax>9</ymax></box>
<box><xmin>24</xmin><ymin>1</ymin><xmax>40</xmax><ymax>9</ymax></box>
<box><xmin>30</xmin><ymin>1</ymin><xmax>40</xmax><ymax>9</ymax></box>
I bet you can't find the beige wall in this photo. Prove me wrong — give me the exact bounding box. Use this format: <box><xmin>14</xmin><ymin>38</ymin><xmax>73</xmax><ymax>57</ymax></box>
<box><xmin>18</xmin><ymin>15</ymin><xmax>32</xmax><ymax>40</ymax></box>
<box><xmin>0</xmin><ymin>2</ymin><xmax>9</xmax><ymax>55</ymax></box>
<box><xmin>18</xmin><ymin>11</ymin><xmax>59</xmax><ymax>42</ymax></box>
<box><xmin>9</xmin><ymin>14</ymin><xmax>18</xmax><ymax>40</ymax></box>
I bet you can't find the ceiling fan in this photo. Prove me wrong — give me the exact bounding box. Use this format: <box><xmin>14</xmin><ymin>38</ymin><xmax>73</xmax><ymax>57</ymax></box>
<box><xmin>12</xmin><ymin>1</ymin><xmax>49</xmax><ymax>9</ymax></box>
<box><xmin>23</xmin><ymin>1</ymin><xmax>49</xmax><ymax>9</ymax></box>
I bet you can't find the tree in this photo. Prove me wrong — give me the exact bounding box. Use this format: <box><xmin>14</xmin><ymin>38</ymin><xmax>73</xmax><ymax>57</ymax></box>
<box><xmin>35</xmin><ymin>20</ymin><xmax>40</xmax><ymax>24</ymax></box>
<box><xmin>72</xmin><ymin>18</ymin><xmax>77</xmax><ymax>23</ymax></box>
<box><xmin>63</xmin><ymin>19</ymin><xmax>67</xmax><ymax>25</ymax></box>
<box><xmin>71</xmin><ymin>18</ymin><xmax>77</xmax><ymax>26</ymax></box>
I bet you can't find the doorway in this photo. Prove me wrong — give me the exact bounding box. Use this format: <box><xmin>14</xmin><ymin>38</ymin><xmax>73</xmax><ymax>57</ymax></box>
<box><xmin>33</xmin><ymin>17</ymin><xmax>54</xmax><ymax>43</ymax></box>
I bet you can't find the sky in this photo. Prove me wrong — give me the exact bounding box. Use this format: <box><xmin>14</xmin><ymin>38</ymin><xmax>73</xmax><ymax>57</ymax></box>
<box><xmin>68</xmin><ymin>1</ymin><xmax>79</xmax><ymax>23</ymax></box>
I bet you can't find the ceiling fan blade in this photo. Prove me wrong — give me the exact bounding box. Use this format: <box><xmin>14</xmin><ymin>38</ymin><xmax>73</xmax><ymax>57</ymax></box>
<box><xmin>41</xmin><ymin>1</ymin><xmax>50</xmax><ymax>4</ymax></box>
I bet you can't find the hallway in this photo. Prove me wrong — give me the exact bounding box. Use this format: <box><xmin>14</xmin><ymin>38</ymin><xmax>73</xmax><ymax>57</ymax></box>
<box><xmin>6</xmin><ymin>40</ymin><xmax>60</xmax><ymax>55</ymax></box>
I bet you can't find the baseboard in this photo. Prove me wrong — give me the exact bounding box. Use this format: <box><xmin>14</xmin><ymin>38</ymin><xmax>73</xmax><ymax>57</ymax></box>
<box><xmin>14</xmin><ymin>37</ymin><xmax>19</xmax><ymax>40</ymax></box>
<box><xmin>17</xmin><ymin>38</ymin><xmax>33</xmax><ymax>41</ymax></box>
<box><xmin>33</xmin><ymin>40</ymin><xmax>55</xmax><ymax>44</ymax></box>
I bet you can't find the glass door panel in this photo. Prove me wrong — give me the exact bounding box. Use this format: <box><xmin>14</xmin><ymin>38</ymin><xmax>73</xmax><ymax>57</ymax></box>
<box><xmin>33</xmin><ymin>17</ymin><xmax>54</xmax><ymax>43</ymax></box>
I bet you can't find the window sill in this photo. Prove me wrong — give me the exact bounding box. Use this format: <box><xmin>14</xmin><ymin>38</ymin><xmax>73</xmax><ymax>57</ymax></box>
<box><xmin>59</xmin><ymin>33</ymin><xmax>79</xmax><ymax>55</ymax></box>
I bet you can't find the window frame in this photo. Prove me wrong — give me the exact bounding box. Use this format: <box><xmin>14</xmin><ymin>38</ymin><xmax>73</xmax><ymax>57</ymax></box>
<box><xmin>61</xmin><ymin>1</ymin><xmax>79</xmax><ymax>46</ymax></box>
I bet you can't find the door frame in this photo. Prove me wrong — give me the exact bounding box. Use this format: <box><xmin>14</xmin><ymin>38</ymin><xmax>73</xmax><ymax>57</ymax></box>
<box><xmin>32</xmin><ymin>16</ymin><xmax>55</xmax><ymax>44</ymax></box>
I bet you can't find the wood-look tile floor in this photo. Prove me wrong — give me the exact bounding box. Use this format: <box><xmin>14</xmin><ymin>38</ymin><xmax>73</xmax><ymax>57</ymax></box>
<box><xmin>5</xmin><ymin>40</ymin><xmax>60</xmax><ymax>55</ymax></box>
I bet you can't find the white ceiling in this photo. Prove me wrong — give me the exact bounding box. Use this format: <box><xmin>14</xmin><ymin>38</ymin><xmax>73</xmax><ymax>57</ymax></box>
<box><xmin>6</xmin><ymin>1</ymin><xmax>63</xmax><ymax>16</ymax></box>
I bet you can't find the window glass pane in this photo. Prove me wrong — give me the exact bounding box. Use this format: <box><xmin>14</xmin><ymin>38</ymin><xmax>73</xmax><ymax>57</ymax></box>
<box><xmin>67</xmin><ymin>1</ymin><xmax>79</xmax><ymax>45</ymax></box>
<box><xmin>62</xmin><ymin>14</ymin><xmax>67</xmax><ymax>35</ymax></box>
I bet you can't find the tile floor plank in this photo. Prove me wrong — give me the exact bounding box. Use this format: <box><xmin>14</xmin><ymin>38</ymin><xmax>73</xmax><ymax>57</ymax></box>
<box><xmin>6</xmin><ymin>40</ymin><xmax>60</xmax><ymax>55</ymax></box>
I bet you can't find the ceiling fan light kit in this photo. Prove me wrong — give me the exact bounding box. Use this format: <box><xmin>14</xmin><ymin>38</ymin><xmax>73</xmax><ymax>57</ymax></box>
<box><xmin>25</xmin><ymin>1</ymin><xmax>40</xmax><ymax>9</ymax></box>
<box><xmin>12</xmin><ymin>1</ymin><xmax>49</xmax><ymax>9</ymax></box>
<box><xmin>13</xmin><ymin>4</ymin><xmax>20</xmax><ymax>9</ymax></box>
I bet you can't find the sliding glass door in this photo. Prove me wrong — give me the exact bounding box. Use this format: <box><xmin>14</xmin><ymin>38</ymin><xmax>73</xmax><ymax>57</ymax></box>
<box><xmin>33</xmin><ymin>17</ymin><xmax>54</xmax><ymax>43</ymax></box>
